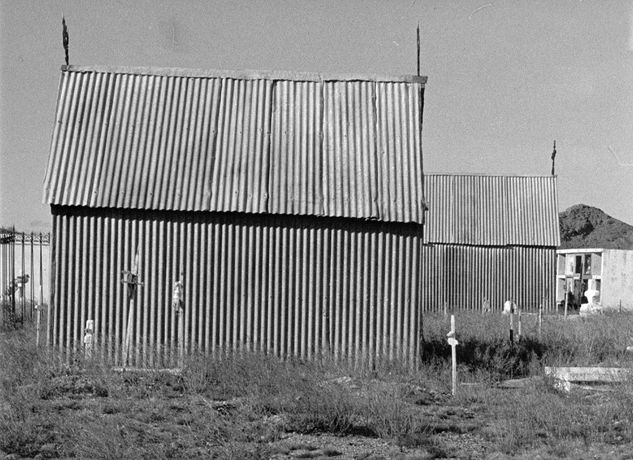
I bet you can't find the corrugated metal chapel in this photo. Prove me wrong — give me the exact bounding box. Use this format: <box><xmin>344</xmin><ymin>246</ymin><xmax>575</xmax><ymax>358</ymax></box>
<box><xmin>421</xmin><ymin>174</ymin><xmax>560</xmax><ymax>313</ymax></box>
<box><xmin>43</xmin><ymin>65</ymin><xmax>427</xmax><ymax>367</ymax></box>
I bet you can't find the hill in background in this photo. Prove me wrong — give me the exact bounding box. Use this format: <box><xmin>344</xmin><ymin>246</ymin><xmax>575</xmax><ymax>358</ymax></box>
<box><xmin>559</xmin><ymin>204</ymin><xmax>633</xmax><ymax>249</ymax></box>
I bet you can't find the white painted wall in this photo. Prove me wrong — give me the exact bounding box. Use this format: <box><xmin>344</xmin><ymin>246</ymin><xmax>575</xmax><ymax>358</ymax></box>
<box><xmin>601</xmin><ymin>250</ymin><xmax>633</xmax><ymax>311</ymax></box>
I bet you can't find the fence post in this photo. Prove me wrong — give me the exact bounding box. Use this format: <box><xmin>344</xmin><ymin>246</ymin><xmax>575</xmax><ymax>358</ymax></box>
<box><xmin>30</xmin><ymin>232</ymin><xmax>34</xmax><ymax>320</ymax></box>
<box><xmin>564</xmin><ymin>280</ymin><xmax>569</xmax><ymax>318</ymax></box>
<box><xmin>11</xmin><ymin>226</ymin><xmax>15</xmax><ymax>323</ymax></box>
<box><xmin>35</xmin><ymin>304</ymin><xmax>41</xmax><ymax>347</ymax></box>
<box><xmin>39</xmin><ymin>233</ymin><xmax>43</xmax><ymax>308</ymax></box>
<box><xmin>21</xmin><ymin>232</ymin><xmax>25</xmax><ymax>324</ymax></box>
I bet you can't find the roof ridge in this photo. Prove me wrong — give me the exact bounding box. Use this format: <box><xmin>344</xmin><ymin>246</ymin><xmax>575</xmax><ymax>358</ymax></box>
<box><xmin>425</xmin><ymin>172</ymin><xmax>557</xmax><ymax>178</ymax></box>
<box><xmin>61</xmin><ymin>65</ymin><xmax>428</xmax><ymax>85</ymax></box>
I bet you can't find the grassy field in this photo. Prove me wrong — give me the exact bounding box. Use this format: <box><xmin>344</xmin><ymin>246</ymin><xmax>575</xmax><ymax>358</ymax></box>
<box><xmin>2</xmin><ymin>311</ymin><xmax>633</xmax><ymax>459</ymax></box>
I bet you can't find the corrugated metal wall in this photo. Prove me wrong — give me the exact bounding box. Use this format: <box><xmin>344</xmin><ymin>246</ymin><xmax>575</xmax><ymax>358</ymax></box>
<box><xmin>420</xmin><ymin>244</ymin><xmax>556</xmax><ymax>313</ymax></box>
<box><xmin>50</xmin><ymin>206</ymin><xmax>423</xmax><ymax>368</ymax></box>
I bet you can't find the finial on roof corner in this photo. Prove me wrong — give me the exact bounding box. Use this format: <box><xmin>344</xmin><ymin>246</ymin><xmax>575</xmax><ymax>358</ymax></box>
<box><xmin>416</xmin><ymin>23</ymin><xmax>421</xmax><ymax>77</ymax></box>
<box><xmin>550</xmin><ymin>140</ymin><xmax>557</xmax><ymax>176</ymax></box>
<box><xmin>62</xmin><ymin>15</ymin><xmax>69</xmax><ymax>66</ymax></box>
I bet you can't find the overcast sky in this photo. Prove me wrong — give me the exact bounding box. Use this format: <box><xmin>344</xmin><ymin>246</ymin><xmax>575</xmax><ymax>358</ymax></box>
<box><xmin>1</xmin><ymin>0</ymin><xmax>632</xmax><ymax>230</ymax></box>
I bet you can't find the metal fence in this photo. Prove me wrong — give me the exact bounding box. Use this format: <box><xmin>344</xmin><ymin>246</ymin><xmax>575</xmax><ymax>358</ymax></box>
<box><xmin>0</xmin><ymin>230</ymin><xmax>50</xmax><ymax>329</ymax></box>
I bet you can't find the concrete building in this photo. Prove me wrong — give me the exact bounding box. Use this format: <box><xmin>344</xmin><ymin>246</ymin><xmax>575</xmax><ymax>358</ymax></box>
<box><xmin>556</xmin><ymin>248</ymin><xmax>633</xmax><ymax>311</ymax></box>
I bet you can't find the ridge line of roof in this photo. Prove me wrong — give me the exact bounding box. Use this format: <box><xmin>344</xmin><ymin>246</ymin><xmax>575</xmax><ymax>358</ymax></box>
<box><xmin>557</xmin><ymin>248</ymin><xmax>633</xmax><ymax>253</ymax></box>
<box><xmin>425</xmin><ymin>172</ymin><xmax>558</xmax><ymax>178</ymax></box>
<box><xmin>61</xmin><ymin>65</ymin><xmax>428</xmax><ymax>84</ymax></box>
<box><xmin>557</xmin><ymin>248</ymin><xmax>606</xmax><ymax>253</ymax></box>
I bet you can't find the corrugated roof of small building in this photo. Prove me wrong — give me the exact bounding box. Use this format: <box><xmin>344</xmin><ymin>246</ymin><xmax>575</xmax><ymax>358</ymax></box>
<box><xmin>424</xmin><ymin>174</ymin><xmax>560</xmax><ymax>247</ymax></box>
<box><xmin>43</xmin><ymin>65</ymin><xmax>427</xmax><ymax>224</ymax></box>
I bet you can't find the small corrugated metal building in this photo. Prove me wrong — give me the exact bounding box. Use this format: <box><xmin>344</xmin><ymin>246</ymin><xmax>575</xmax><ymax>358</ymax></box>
<box><xmin>43</xmin><ymin>65</ymin><xmax>427</xmax><ymax>367</ymax></box>
<box><xmin>421</xmin><ymin>174</ymin><xmax>560</xmax><ymax>312</ymax></box>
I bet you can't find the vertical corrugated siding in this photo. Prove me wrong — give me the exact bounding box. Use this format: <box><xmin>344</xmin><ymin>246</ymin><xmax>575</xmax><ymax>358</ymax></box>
<box><xmin>50</xmin><ymin>207</ymin><xmax>423</xmax><ymax>367</ymax></box>
<box><xmin>209</xmin><ymin>78</ymin><xmax>273</xmax><ymax>214</ymax></box>
<box><xmin>44</xmin><ymin>67</ymin><xmax>426</xmax><ymax>225</ymax></box>
<box><xmin>420</xmin><ymin>244</ymin><xmax>556</xmax><ymax>312</ymax></box>
<box><xmin>269</xmin><ymin>80</ymin><xmax>323</xmax><ymax>216</ymax></box>
<box><xmin>319</xmin><ymin>81</ymin><xmax>425</xmax><ymax>223</ymax></box>
<box><xmin>323</xmin><ymin>81</ymin><xmax>375</xmax><ymax>219</ymax></box>
<box><xmin>424</xmin><ymin>175</ymin><xmax>560</xmax><ymax>246</ymax></box>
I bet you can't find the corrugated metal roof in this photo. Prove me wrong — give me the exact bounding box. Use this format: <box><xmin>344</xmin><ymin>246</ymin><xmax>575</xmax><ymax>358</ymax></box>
<box><xmin>43</xmin><ymin>65</ymin><xmax>426</xmax><ymax>224</ymax></box>
<box><xmin>424</xmin><ymin>174</ymin><xmax>560</xmax><ymax>246</ymax></box>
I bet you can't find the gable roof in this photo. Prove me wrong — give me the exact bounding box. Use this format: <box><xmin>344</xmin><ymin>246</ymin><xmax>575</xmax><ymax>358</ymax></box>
<box><xmin>43</xmin><ymin>65</ymin><xmax>426</xmax><ymax>225</ymax></box>
<box><xmin>424</xmin><ymin>174</ymin><xmax>560</xmax><ymax>246</ymax></box>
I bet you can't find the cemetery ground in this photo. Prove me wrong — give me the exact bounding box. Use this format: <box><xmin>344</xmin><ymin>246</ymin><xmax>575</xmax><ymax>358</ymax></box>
<box><xmin>2</xmin><ymin>311</ymin><xmax>633</xmax><ymax>459</ymax></box>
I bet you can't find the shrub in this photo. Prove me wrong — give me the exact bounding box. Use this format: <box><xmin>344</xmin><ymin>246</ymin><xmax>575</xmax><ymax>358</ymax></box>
<box><xmin>363</xmin><ymin>384</ymin><xmax>428</xmax><ymax>443</ymax></box>
<box><xmin>422</xmin><ymin>311</ymin><xmax>633</xmax><ymax>377</ymax></box>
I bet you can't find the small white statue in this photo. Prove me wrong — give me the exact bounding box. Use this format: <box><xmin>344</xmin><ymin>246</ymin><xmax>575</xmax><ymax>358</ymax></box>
<box><xmin>172</xmin><ymin>280</ymin><xmax>184</xmax><ymax>313</ymax></box>
<box><xmin>83</xmin><ymin>319</ymin><xmax>94</xmax><ymax>359</ymax></box>
<box><xmin>579</xmin><ymin>294</ymin><xmax>602</xmax><ymax>316</ymax></box>
<box><xmin>503</xmin><ymin>300</ymin><xmax>517</xmax><ymax>314</ymax></box>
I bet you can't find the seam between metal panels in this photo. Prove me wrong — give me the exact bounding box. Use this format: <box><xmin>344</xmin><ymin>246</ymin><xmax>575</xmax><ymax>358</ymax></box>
<box><xmin>425</xmin><ymin>243</ymin><xmax>559</xmax><ymax>250</ymax></box>
<box><xmin>265</xmin><ymin>80</ymin><xmax>276</xmax><ymax>214</ymax></box>
<box><xmin>372</xmin><ymin>82</ymin><xmax>379</xmax><ymax>219</ymax></box>
<box><xmin>50</xmin><ymin>205</ymin><xmax>425</xmax><ymax>236</ymax></box>
<box><xmin>318</xmin><ymin>79</ymin><xmax>325</xmax><ymax>215</ymax></box>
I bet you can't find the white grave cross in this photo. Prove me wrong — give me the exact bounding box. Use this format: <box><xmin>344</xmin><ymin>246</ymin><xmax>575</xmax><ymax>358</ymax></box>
<box><xmin>447</xmin><ymin>314</ymin><xmax>458</xmax><ymax>396</ymax></box>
